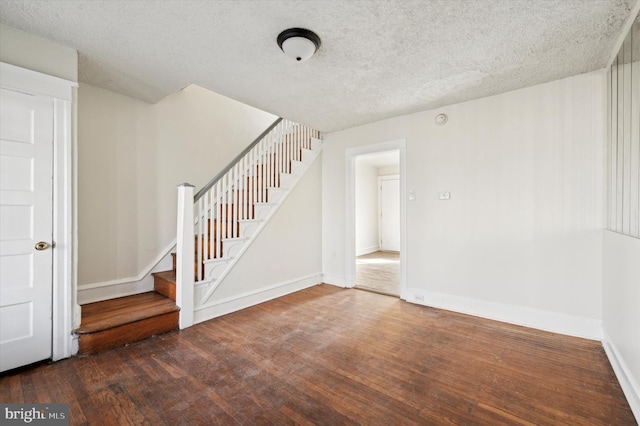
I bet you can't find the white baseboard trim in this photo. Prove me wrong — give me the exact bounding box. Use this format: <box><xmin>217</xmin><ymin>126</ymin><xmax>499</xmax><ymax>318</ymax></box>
<box><xmin>322</xmin><ymin>274</ymin><xmax>346</xmax><ymax>287</ymax></box>
<box><xmin>78</xmin><ymin>276</ymin><xmax>155</xmax><ymax>305</ymax></box>
<box><xmin>77</xmin><ymin>240</ymin><xmax>176</xmax><ymax>304</ymax></box>
<box><xmin>602</xmin><ymin>329</ymin><xmax>640</xmax><ymax>422</ymax></box>
<box><xmin>194</xmin><ymin>273</ymin><xmax>322</xmax><ymax>324</ymax></box>
<box><xmin>405</xmin><ymin>288</ymin><xmax>602</xmax><ymax>340</ymax></box>
<box><xmin>356</xmin><ymin>245</ymin><xmax>379</xmax><ymax>256</ymax></box>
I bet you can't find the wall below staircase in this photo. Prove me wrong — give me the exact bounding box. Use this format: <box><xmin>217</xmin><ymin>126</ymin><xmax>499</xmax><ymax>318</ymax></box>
<box><xmin>77</xmin><ymin>83</ymin><xmax>276</xmax><ymax>298</ymax></box>
<box><xmin>194</xmin><ymin>156</ymin><xmax>323</xmax><ymax>322</ymax></box>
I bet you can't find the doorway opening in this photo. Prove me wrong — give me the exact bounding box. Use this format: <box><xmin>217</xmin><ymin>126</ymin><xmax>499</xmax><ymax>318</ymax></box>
<box><xmin>346</xmin><ymin>141</ymin><xmax>406</xmax><ymax>299</ymax></box>
<box><xmin>355</xmin><ymin>250</ymin><xmax>400</xmax><ymax>297</ymax></box>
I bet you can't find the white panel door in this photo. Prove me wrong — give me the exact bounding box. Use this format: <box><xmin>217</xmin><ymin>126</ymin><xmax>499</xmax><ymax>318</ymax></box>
<box><xmin>379</xmin><ymin>177</ymin><xmax>400</xmax><ymax>252</ymax></box>
<box><xmin>0</xmin><ymin>88</ymin><xmax>53</xmax><ymax>372</ymax></box>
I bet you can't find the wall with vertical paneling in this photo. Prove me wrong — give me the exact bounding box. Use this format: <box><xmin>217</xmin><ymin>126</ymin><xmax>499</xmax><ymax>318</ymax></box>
<box><xmin>603</xmin><ymin>12</ymin><xmax>640</xmax><ymax>419</ymax></box>
<box><xmin>608</xmin><ymin>15</ymin><xmax>640</xmax><ymax>237</ymax></box>
<box><xmin>323</xmin><ymin>70</ymin><xmax>605</xmax><ymax>331</ymax></box>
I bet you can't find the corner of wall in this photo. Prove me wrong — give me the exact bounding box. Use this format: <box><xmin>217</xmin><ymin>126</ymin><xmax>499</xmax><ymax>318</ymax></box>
<box><xmin>77</xmin><ymin>241</ymin><xmax>175</xmax><ymax>304</ymax></box>
<box><xmin>602</xmin><ymin>328</ymin><xmax>640</xmax><ymax>422</ymax></box>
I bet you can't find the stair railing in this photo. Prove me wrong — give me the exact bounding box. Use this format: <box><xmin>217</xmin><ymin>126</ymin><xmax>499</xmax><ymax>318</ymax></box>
<box><xmin>176</xmin><ymin>118</ymin><xmax>320</xmax><ymax>328</ymax></box>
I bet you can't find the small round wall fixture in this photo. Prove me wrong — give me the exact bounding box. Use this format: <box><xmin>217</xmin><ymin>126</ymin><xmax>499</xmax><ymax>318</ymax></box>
<box><xmin>435</xmin><ymin>113</ymin><xmax>448</xmax><ymax>125</ymax></box>
<box><xmin>277</xmin><ymin>28</ymin><xmax>321</xmax><ymax>62</ymax></box>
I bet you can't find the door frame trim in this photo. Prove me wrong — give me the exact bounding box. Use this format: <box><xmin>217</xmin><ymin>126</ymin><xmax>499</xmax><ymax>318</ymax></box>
<box><xmin>345</xmin><ymin>140</ymin><xmax>407</xmax><ymax>299</ymax></box>
<box><xmin>1</xmin><ymin>62</ymin><xmax>79</xmax><ymax>361</ymax></box>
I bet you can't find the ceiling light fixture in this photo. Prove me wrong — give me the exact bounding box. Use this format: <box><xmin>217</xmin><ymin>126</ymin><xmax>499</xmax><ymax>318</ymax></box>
<box><xmin>277</xmin><ymin>28</ymin><xmax>321</xmax><ymax>62</ymax></box>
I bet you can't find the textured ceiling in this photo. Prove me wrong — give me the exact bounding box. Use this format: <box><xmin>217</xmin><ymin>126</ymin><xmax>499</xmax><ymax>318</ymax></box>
<box><xmin>0</xmin><ymin>1</ymin><xmax>636</xmax><ymax>132</ymax></box>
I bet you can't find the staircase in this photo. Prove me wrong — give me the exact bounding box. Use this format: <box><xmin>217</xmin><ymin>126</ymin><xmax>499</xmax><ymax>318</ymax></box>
<box><xmin>175</xmin><ymin>118</ymin><xmax>322</xmax><ymax>326</ymax></box>
<box><xmin>76</xmin><ymin>118</ymin><xmax>321</xmax><ymax>353</ymax></box>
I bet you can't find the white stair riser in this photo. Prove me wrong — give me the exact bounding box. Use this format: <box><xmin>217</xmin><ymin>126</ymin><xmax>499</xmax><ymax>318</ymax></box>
<box><xmin>310</xmin><ymin>138</ymin><xmax>322</xmax><ymax>151</ymax></box>
<box><xmin>300</xmin><ymin>148</ymin><xmax>315</xmax><ymax>163</ymax></box>
<box><xmin>254</xmin><ymin>204</ymin><xmax>272</xmax><ymax>220</ymax></box>
<box><xmin>279</xmin><ymin>174</ymin><xmax>295</xmax><ymax>189</ymax></box>
<box><xmin>266</xmin><ymin>188</ymin><xmax>285</xmax><ymax>204</ymax></box>
<box><xmin>239</xmin><ymin>221</ymin><xmax>261</xmax><ymax>238</ymax></box>
<box><xmin>203</xmin><ymin>259</ymin><xmax>230</xmax><ymax>280</ymax></box>
<box><xmin>291</xmin><ymin>161</ymin><xmax>305</xmax><ymax>176</ymax></box>
<box><xmin>225</xmin><ymin>239</ymin><xmax>246</xmax><ymax>257</ymax></box>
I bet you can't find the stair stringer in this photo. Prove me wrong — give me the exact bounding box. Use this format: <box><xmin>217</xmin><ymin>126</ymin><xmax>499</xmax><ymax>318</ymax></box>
<box><xmin>195</xmin><ymin>138</ymin><xmax>322</xmax><ymax>310</ymax></box>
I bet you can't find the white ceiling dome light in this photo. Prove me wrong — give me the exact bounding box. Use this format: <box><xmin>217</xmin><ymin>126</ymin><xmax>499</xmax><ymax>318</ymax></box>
<box><xmin>277</xmin><ymin>28</ymin><xmax>321</xmax><ymax>62</ymax></box>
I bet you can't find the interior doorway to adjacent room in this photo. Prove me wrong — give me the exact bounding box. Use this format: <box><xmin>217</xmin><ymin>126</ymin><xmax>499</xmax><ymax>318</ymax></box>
<box><xmin>353</xmin><ymin>150</ymin><xmax>401</xmax><ymax>297</ymax></box>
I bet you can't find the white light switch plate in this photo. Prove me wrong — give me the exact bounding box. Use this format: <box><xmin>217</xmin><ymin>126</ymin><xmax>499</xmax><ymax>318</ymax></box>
<box><xmin>439</xmin><ymin>192</ymin><xmax>451</xmax><ymax>200</ymax></box>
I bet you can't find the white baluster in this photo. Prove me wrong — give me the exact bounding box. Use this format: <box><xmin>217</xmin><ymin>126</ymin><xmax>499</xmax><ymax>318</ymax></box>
<box><xmin>270</xmin><ymin>133</ymin><xmax>275</xmax><ymax>189</ymax></box>
<box><xmin>216</xmin><ymin>180</ymin><xmax>221</xmax><ymax>258</ymax></box>
<box><xmin>249</xmin><ymin>149</ymin><xmax>254</xmax><ymax>218</ymax></box>
<box><xmin>256</xmin><ymin>141</ymin><xmax>260</xmax><ymax>203</ymax></box>
<box><xmin>298</xmin><ymin>125</ymin><xmax>302</xmax><ymax>160</ymax></box>
<box><xmin>233</xmin><ymin>163</ymin><xmax>238</xmax><ymax>238</ymax></box>
<box><xmin>230</xmin><ymin>166</ymin><xmax>235</xmax><ymax>239</ymax></box>
<box><xmin>277</xmin><ymin>136</ymin><xmax>282</xmax><ymax>186</ymax></box>
<box><xmin>205</xmin><ymin>190</ymin><xmax>210</xmax><ymax>262</ymax></box>
<box><xmin>290</xmin><ymin>125</ymin><xmax>294</xmax><ymax>168</ymax></box>
<box><xmin>221</xmin><ymin>174</ymin><xmax>227</xmax><ymax>254</ymax></box>
<box><xmin>239</xmin><ymin>156</ymin><xmax>245</xmax><ymax>221</ymax></box>
<box><xmin>304</xmin><ymin>125</ymin><xmax>308</xmax><ymax>150</ymax></box>
<box><xmin>261</xmin><ymin>139</ymin><xmax>266</xmax><ymax>203</ymax></box>
<box><xmin>266</xmin><ymin>133</ymin><xmax>271</xmax><ymax>196</ymax></box>
<box><xmin>244</xmin><ymin>156</ymin><xmax>249</xmax><ymax>220</ymax></box>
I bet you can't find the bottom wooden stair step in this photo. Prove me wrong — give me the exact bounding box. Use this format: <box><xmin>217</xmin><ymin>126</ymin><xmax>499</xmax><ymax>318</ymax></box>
<box><xmin>153</xmin><ymin>270</ymin><xmax>177</xmax><ymax>300</ymax></box>
<box><xmin>76</xmin><ymin>292</ymin><xmax>179</xmax><ymax>355</ymax></box>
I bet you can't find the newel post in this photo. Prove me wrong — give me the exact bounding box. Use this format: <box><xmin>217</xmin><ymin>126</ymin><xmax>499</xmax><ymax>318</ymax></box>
<box><xmin>176</xmin><ymin>183</ymin><xmax>195</xmax><ymax>329</ymax></box>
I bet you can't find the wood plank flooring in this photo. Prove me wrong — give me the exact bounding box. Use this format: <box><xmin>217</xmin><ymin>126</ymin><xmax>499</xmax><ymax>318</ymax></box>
<box><xmin>1</xmin><ymin>285</ymin><xmax>634</xmax><ymax>425</ymax></box>
<box><xmin>356</xmin><ymin>251</ymin><xmax>400</xmax><ymax>296</ymax></box>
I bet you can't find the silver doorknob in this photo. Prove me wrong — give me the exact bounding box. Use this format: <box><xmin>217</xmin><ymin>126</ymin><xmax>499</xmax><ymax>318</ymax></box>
<box><xmin>35</xmin><ymin>241</ymin><xmax>50</xmax><ymax>251</ymax></box>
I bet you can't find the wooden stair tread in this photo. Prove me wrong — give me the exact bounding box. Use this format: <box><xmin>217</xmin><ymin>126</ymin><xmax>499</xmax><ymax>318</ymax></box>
<box><xmin>153</xmin><ymin>270</ymin><xmax>177</xmax><ymax>300</ymax></box>
<box><xmin>77</xmin><ymin>292</ymin><xmax>179</xmax><ymax>334</ymax></box>
<box><xmin>152</xmin><ymin>270</ymin><xmax>176</xmax><ymax>282</ymax></box>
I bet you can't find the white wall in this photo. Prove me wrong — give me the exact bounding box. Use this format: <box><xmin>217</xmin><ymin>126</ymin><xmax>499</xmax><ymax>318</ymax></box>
<box><xmin>0</xmin><ymin>24</ymin><xmax>77</xmax><ymax>82</ymax></box>
<box><xmin>602</xmin><ymin>16</ymin><xmax>640</xmax><ymax>419</ymax></box>
<box><xmin>603</xmin><ymin>231</ymin><xmax>640</xmax><ymax>417</ymax></box>
<box><xmin>77</xmin><ymin>84</ymin><xmax>155</xmax><ymax>285</ymax></box>
<box><xmin>324</xmin><ymin>71</ymin><xmax>605</xmax><ymax>335</ymax></box>
<box><xmin>210</xmin><ymin>157</ymin><xmax>323</xmax><ymax>303</ymax></box>
<box><xmin>355</xmin><ymin>161</ymin><xmax>379</xmax><ymax>255</ymax></box>
<box><xmin>379</xmin><ymin>165</ymin><xmax>400</xmax><ymax>176</ymax></box>
<box><xmin>77</xmin><ymin>83</ymin><xmax>276</xmax><ymax>290</ymax></box>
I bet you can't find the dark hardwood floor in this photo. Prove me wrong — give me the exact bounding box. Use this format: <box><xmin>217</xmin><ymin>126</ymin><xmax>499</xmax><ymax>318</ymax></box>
<box><xmin>0</xmin><ymin>284</ymin><xmax>634</xmax><ymax>425</ymax></box>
